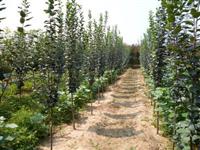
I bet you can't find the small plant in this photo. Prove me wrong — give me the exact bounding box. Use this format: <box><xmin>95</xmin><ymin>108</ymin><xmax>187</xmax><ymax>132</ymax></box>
<box><xmin>0</xmin><ymin>116</ymin><xmax>18</xmax><ymax>149</ymax></box>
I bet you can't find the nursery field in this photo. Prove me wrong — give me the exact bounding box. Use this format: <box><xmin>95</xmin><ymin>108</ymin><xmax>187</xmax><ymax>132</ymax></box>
<box><xmin>140</xmin><ymin>0</ymin><xmax>200</xmax><ymax>149</ymax></box>
<box><xmin>39</xmin><ymin>68</ymin><xmax>169</xmax><ymax>150</ymax></box>
<box><xmin>1</xmin><ymin>0</ymin><xmax>200</xmax><ymax>150</ymax></box>
<box><xmin>0</xmin><ymin>0</ymin><xmax>131</xmax><ymax>149</ymax></box>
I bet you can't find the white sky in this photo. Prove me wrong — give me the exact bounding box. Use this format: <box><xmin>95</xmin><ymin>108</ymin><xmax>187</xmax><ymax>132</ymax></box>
<box><xmin>2</xmin><ymin>0</ymin><xmax>160</xmax><ymax>45</ymax></box>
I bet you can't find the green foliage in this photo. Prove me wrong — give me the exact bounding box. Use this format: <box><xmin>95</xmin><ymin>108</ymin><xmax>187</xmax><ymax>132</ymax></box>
<box><xmin>5</xmin><ymin>108</ymin><xmax>48</xmax><ymax>149</ymax></box>
<box><xmin>8</xmin><ymin>127</ymin><xmax>38</xmax><ymax>150</ymax></box>
<box><xmin>9</xmin><ymin>107</ymin><xmax>48</xmax><ymax>138</ymax></box>
<box><xmin>52</xmin><ymin>82</ymin><xmax>91</xmax><ymax>124</ymax></box>
<box><xmin>0</xmin><ymin>0</ymin><xmax>131</xmax><ymax>149</ymax></box>
<box><xmin>0</xmin><ymin>0</ymin><xmax>6</xmax><ymax>35</ymax></box>
<box><xmin>74</xmin><ymin>81</ymin><xmax>91</xmax><ymax>108</ymax></box>
<box><xmin>22</xmin><ymin>80</ymin><xmax>33</xmax><ymax>92</ymax></box>
<box><xmin>0</xmin><ymin>116</ymin><xmax>18</xmax><ymax>150</ymax></box>
<box><xmin>0</xmin><ymin>95</ymin><xmax>43</xmax><ymax>119</ymax></box>
<box><xmin>66</xmin><ymin>0</ymin><xmax>84</xmax><ymax>94</ymax></box>
<box><xmin>29</xmin><ymin>113</ymin><xmax>48</xmax><ymax>138</ymax></box>
<box><xmin>1</xmin><ymin>84</ymin><xmax>17</xmax><ymax>97</ymax></box>
<box><xmin>53</xmin><ymin>93</ymin><xmax>73</xmax><ymax>124</ymax></box>
<box><xmin>52</xmin><ymin>69</ymin><xmax>119</xmax><ymax>125</ymax></box>
<box><xmin>141</xmin><ymin>0</ymin><xmax>200</xmax><ymax>149</ymax></box>
<box><xmin>9</xmin><ymin>107</ymin><xmax>34</xmax><ymax>126</ymax></box>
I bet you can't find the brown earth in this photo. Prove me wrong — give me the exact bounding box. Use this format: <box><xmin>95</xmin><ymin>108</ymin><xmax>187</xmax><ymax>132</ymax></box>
<box><xmin>39</xmin><ymin>68</ymin><xmax>170</xmax><ymax>150</ymax></box>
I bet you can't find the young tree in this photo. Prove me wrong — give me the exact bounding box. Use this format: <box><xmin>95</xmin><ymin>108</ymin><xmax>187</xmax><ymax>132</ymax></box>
<box><xmin>65</xmin><ymin>0</ymin><xmax>83</xmax><ymax>129</ymax></box>
<box><xmin>9</xmin><ymin>0</ymin><xmax>32</xmax><ymax>98</ymax></box>
<box><xmin>141</xmin><ymin>0</ymin><xmax>200</xmax><ymax>149</ymax></box>
<box><xmin>0</xmin><ymin>0</ymin><xmax>7</xmax><ymax>102</ymax></box>
<box><xmin>86</xmin><ymin>10</ymin><xmax>96</xmax><ymax>114</ymax></box>
<box><xmin>42</xmin><ymin>0</ymin><xmax>66</xmax><ymax>149</ymax></box>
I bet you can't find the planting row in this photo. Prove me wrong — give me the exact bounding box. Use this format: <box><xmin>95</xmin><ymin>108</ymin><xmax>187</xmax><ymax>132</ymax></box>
<box><xmin>0</xmin><ymin>0</ymin><xmax>130</xmax><ymax>149</ymax></box>
<box><xmin>140</xmin><ymin>0</ymin><xmax>200</xmax><ymax>150</ymax></box>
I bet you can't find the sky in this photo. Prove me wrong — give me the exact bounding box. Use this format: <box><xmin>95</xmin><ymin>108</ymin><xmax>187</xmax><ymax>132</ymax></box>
<box><xmin>2</xmin><ymin>0</ymin><xmax>160</xmax><ymax>45</ymax></box>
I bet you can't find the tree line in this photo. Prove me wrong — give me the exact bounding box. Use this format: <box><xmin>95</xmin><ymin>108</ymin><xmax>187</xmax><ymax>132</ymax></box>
<box><xmin>0</xmin><ymin>0</ymin><xmax>130</xmax><ymax>149</ymax></box>
<box><xmin>140</xmin><ymin>0</ymin><xmax>200</xmax><ymax>149</ymax></box>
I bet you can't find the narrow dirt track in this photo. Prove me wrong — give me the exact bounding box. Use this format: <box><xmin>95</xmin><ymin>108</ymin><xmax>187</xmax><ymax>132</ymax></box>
<box><xmin>40</xmin><ymin>68</ymin><xmax>169</xmax><ymax>150</ymax></box>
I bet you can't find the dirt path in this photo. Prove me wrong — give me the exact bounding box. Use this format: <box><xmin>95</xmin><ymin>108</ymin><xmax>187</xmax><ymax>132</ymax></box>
<box><xmin>40</xmin><ymin>68</ymin><xmax>169</xmax><ymax>150</ymax></box>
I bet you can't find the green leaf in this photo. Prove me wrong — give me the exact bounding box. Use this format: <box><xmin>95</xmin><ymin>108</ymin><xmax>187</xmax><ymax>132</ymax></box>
<box><xmin>24</xmin><ymin>24</ymin><xmax>31</xmax><ymax>27</ymax></box>
<box><xmin>30</xmin><ymin>113</ymin><xmax>45</xmax><ymax>124</ymax></box>
<box><xmin>174</xmin><ymin>25</ymin><xmax>182</xmax><ymax>34</ymax></box>
<box><xmin>20</xmin><ymin>17</ymin><xmax>25</xmax><ymax>24</ymax></box>
<box><xmin>155</xmin><ymin>107</ymin><xmax>163</xmax><ymax>112</ymax></box>
<box><xmin>182</xmin><ymin>136</ymin><xmax>190</xmax><ymax>143</ymax></box>
<box><xmin>168</xmin><ymin>14</ymin><xmax>175</xmax><ymax>23</ymax></box>
<box><xmin>184</xmin><ymin>20</ymin><xmax>194</xmax><ymax>26</ymax></box>
<box><xmin>20</xmin><ymin>10</ymin><xmax>26</xmax><ymax>17</ymax></box>
<box><xmin>0</xmin><ymin>7</ymin><xmax>6</xmax><ymax>11</ymax></box>
<box><xmin>0</xmin><ymin>116</ymin><xmax>5</xmax><ymax>121</ymax></box>
<box><xmin>190</xmin><ymin>36</ymin><xmax>195</xmax><ymax>42</ymax></box>
<box><xmin>17</xmin><ymin>27</ymin><xmax>24</xmax><ymax>33</ymax></box>
<box><xmin>189</xmin><ymin>124</ymin><xmax>195</xmax><ymax>132</ymax></box>
<box><xmin>0</xmin><ymin>136</ymin><xmax>3</xmax><ymax>141</ymax></box>
<box><xmin>187</xmin><ymin>0</ymin><xmax>193</xmax><ymax>6</ymax></box>
<box><xmin>169</xmin><ymin>112</ymin><xmax>175</xmax><ymax>119</ymax></box>
<box><xmin>26</xmin><ymin>17</ymin><xmax>33</xmax><ymax>21</ymax></box>
<box><xmin>5</xmin><ymin>123</ymin><xmax>18</xmax><ymax>128</ymax></box>
<box><xmin>182</xmin><ymin>113</ymin><xmax>188</xmax><ymax>118</ymax></box>
<box><xmin>5</xmin><ymin>136</ymin><xmax>14</xmax><ymax>141</ymax></box>
<box><xmin>191</xmin><ymin>8</ymin><xmax>200</xmax><ymax>18</ymax></box>
<box><xmin>192</xmin><ymin>135</ymin><xmax>200</xmax><ymax>141</ymax></box>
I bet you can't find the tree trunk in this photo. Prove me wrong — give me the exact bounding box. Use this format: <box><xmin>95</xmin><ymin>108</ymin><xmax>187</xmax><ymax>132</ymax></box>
<box><xmin>71</xmin><ymin>93</ymin><xmax>76</xmax><ymax>130</ymax></box>
<box><xmin>157</xmin><ymin>111</ymin><xmax>159</xmax><ymax>134</ymax></box>
<box><xmin>98</xmin><ymin>86</ymin><xmax>100</xmax><ymax>103</ymax></box>
<box><xmin>50</xmin><ymin>107</ymin><xmax>53</xmax><ymax>150</ymax></box>
<box><xmin>90</xmin><ymin>92</ymin><xmax>93</xmax><ymax>115</ymax></box>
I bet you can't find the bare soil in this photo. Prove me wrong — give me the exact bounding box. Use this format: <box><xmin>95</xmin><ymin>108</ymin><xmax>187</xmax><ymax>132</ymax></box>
<box><xmin>39</xmin><ymin>68</ymin><xmax>170</xmax><ymax>150</ymax></box>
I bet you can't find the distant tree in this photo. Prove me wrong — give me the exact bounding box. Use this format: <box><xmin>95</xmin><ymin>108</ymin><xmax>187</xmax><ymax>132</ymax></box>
<box><xmin>129</xmin><ymin>44</ymin><xmax>140</xmax><ymax>66</ymax></box>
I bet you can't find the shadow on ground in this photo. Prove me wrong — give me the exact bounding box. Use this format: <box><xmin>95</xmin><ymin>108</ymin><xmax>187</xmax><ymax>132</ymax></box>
<box><xmin>104</xmin><ymin>112</ymin><xmax>140</xmax><ymax>120</ymax></box>
<box><xmin>111</xmin><ymin>99</ymin><xmax>140</xmax><ymax>108</ymax></box>
<box><xmin>88</xmin><ymin>123</ymin><xmax>143</xmax><ymax>138</ymax></box>
<box><xmin>111</xmin><ymin>94</ymin><xmax>131</xmax><ymax>99</ymax></box>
